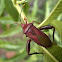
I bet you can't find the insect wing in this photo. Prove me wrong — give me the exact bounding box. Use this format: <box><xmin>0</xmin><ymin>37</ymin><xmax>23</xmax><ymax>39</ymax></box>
<box><xmin>37</xmin><ymin>35</ymin><xmax>52</xmax><ymax>47</ymax></box>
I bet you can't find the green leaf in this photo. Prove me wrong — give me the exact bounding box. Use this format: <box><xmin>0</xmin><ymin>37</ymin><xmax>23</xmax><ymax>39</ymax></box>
<box><xmin>45</xmin><ymin>0</ymin><xmax>58</xmax><ymax>18</ymax></box>
<box><xmin>23</xmin><ymin>2</ymin><xmax>29</xmax><ymax>15</ymax></box>
<box><xmin>26</xmin><ymin>55</ymin><xmax>37</xmax><ymax>62</ymax></box>
<box><xmin>0</xmin><ymin>16</ymin><xmax>14</xmax><ymax>24</ymax></box>
<box><xmin>0</xmin><ymin>26</ymin><xmax>22</xmax><ymax>37</ymax></box>
<box><xmin>4</xmin><ymin>0</ymin><xmax>19</xmax><ymax>22</ymax></box>
<box><xmin>2</xmin><ymin>49</ymin><xmax>27</xmax><ymax>62</ymax></box>
<box><xmin>0</xmin><ymin>0</ymin><xmax>5</xmax><ymax>16</ymax></box>
<box><xmin>40</xmin><ymin>44</ymin><xmax>62</xmax><ymax>62</ymax></box>
<box><xmin>31</xmin><ymin>0</ymin><xmax>38</xmax><ymax>17</ymax></box>
<box><xmin>0</xmin><ymin>40</ymin><xmax>21</xmax><ymax>51</ymax></box>
<box><xmin>26</xmin><ymin>0</ymin><xmax>32</xmax><ymax>2</ymax></box>
<box><xmin>51</xmin><ymin>20</ymin><xmax>62</xmax><ymax>42</ymax></box>
<box><xmin>37</xmin><ymin>0</ymin><xmax>62</xmax><ymax>28</ymax></box>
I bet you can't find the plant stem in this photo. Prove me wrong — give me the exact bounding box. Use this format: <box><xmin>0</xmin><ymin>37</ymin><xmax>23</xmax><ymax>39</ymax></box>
<box><xmin>16</xmin><ymin>0</ymin><xmax>26</xmax><ymax>4</ymax></box>
<box><xmin>12</xmin><ymin>0</ymin><xmax>27</xmax><ymax>23</ymax></box>
<box><xmin>12</xmin><ymin>0</ymin><xmax>16</xmax><ymax>5</ymax></box>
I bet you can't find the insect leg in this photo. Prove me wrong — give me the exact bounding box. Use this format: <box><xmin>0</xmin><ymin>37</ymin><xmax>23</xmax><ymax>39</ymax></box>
<box><xmin>26</xmin><ymin>39</ymin><xmax>31</xmax><ymax>55</ymax></box>
<box><xmin>27</xmin><ymin>39</ymin><xmax>43</xmax><ymax>55</ymax></box>
<box><xmin>32</xmin><ymin>21</ymin><xmax>40</xmax><ymax>24</ymax></box>
<box><xmin>39</xmin><ymin>26</ymin><xmax>55</xmax><ymax>42</ymax></box>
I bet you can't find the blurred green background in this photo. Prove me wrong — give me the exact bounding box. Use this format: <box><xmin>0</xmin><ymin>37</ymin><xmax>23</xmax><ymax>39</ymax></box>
<box><xmin>0</xmin><ymin>0</ymin><xmax>62</xmax><ymax>62</ymax></box>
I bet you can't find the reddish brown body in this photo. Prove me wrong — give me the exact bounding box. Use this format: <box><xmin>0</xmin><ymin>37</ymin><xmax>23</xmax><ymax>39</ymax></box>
<box><xmin>21</xmin><ymin>20</ymin><xmax>55</xmax><ymax>55</ymax></box>
<box><xmin>21</xmin><ymin>23</ymin><xmax>52</xmax><ymax>47</ymax></box>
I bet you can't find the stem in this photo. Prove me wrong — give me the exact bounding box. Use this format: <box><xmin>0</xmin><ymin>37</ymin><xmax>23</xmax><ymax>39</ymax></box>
<box><xmin>16</xmin><ymin>0</ymin><xmax>27</xmax><ymax>4</ymax></box>
<box><xmin>12</xmin><ymin>0</ymin><xmax>16</xmax><ymax>5</ymax></box>
<box><xmin>12</xmin><ymin>0</ymin><xmax>27</xmax><ymax>23</ymax></box>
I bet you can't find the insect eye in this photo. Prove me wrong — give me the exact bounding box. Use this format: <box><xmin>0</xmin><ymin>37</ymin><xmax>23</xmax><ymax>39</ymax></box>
<box><xmin>29</xmin><ymin>23</ymin><xmax>33</xmax><ymax>27</ymax></box>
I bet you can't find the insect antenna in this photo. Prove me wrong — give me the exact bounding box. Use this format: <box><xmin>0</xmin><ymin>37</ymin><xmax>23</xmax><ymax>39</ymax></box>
<box><xmin>19</xmin><ymin>4</ymin><xmax>25</xmax><ymax>23</ymax></box>
<box><xmin>32</xmin><ymin>21</ymin><xmax>40</xmax><ymax>24</ymax></box>
<box><xmin>20</xmin><ymin>3</ymin><xmax>28</xmax><ymax>24</ymax></box>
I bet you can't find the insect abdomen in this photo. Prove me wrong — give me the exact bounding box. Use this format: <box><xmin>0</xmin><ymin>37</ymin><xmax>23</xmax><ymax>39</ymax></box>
<box><xmin>37</xmin><ymin>35</ymin><xmax>52</xmax><ymax>47</ymax></box>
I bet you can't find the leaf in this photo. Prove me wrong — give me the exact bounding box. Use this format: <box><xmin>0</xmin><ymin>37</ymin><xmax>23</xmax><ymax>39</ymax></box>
<box><xmin>51</xmin><ymin>20</ymin><xmax>62</xmax><ymax>42</ymax></box>
<box><xmin>2</xmin><ymin>49</ymin><xmax>27</xmax><ymax>62</ymax></box>
<box><xmin>0</xmin><ymin>26</ymin><xmax>22</xmax><ymax>37</ymax></box>
<box><xmin>0</xmin><ymin>0</ymin><xmax>5</xmax><ymax>16</ymax></box>
<box><xmin>4</xmin><ymin>0</ymin><xmax>19</xmax><ymax>22</ymax></box>
<box><xmin>37</xmin><ymin>0</ymin><xmax>62</xmax><ymax>28</ymax></box>
<box><xmin>40</xmin><ymin>44</ymin><xmax>62</xmax><ymax>62</ymax></box>
<box><xmin>23</xmin><ymin>2</ymin><xmax>29</xmax><ymax>15</ymax></box>
<box><xmin>25</xmin><ymin>0</ymin><xmax>32</xmax><ymax>2</ymax></box>
<box><xmin>45</xmin><ymin>0</ymin><xmax>58</xmax><ymax>18</ymax></box>
<box><xmin>26</xmin><ymin>55</ymin><xmax>37</xmax><ymax>62</ymax></box>
<box><xmin>31</xmin><ymin>0</ymin><xmax>38</xmax><ymax>17</ymax></box>
<box><xmin>0</xmin><ymin>40</ymin><xmax>21</xmax><ymax>51</ymax></box>
<box><xmin>0</xmin><ymin>16</ymin><xmax>14</xmax><ymax>24</ymax></box>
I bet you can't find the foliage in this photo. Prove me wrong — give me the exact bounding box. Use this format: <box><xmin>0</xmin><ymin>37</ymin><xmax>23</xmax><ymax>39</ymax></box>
<box><xmin>0</xmin><ymin>0</ymin><xmax>62</xmax><ymax>62</ymax></box>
